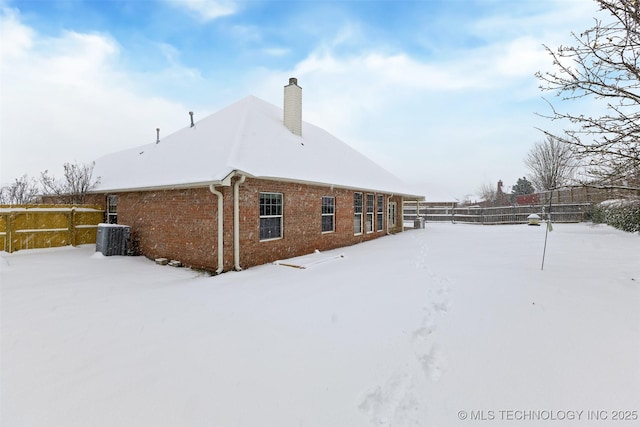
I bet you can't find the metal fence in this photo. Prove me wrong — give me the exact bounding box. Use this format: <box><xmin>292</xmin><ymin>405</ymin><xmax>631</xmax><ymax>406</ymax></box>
<box><xmin>0</xmin><ymin>205</ymin><xmax>104</xmax><ymax>253</ymax></box>
<box><xmin>404</xmin><ymin>202</ymin><xmax>592</xmax><ymax>225</ymax></box>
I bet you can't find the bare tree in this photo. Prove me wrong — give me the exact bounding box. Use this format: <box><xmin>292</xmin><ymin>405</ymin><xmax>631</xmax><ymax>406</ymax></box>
<box><xmin>40</xmin><ymin>162</ymin><xmax>99</xmax><ymax>204</ymax></box>
<box><xmin>525</xmin><ymin>136</ymin><xmax>578</xmax><ymax>191</ymax></box>
<box><xmin>535</xmin><ymin>0</ymin><xmax>640</xmax><ymax>189</ymax></box>
<box><xmin>0</xmin><ymin>175</ymin><xmax>40</xmax><ymax>205</ymax></box>
<box><xmin>477</xmin><ymin>181</ymin><xmax>497</xmax><ymax>205</ymax></box>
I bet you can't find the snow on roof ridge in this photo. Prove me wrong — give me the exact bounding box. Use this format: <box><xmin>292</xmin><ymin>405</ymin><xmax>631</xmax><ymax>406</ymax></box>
<box><xmin>226</xmin><ymin>96</ymin><xmax>262</xmax><ymax>170</ymax></box>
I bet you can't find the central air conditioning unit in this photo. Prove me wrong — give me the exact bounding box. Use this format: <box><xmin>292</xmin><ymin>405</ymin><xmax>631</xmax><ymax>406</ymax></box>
<box><xmin>96</xmin><ymin>223</ymin><xmax>131</xmax><ymax>256</ymax></box>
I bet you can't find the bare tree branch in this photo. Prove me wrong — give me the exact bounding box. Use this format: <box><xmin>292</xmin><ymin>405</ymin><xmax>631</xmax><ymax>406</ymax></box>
<box><xmin>535</xmin><ymin>0</ymin><xmax>640</xmax><ymax>190</ymax></box>
<box><xmin>0</xmin><ymin>175</ymin><xmax>40</xmax><ymax>205</ymax></box>
<box><xmin>40</xmin><ymin>162</ymin><xmax>99</xmax><ymax>204</ymax></box>
<box><xmin>477</xmin><ymin>181</ymin><xmax>497</xmax><ymax>205</ymax></box>
<box><xmin>525</xmin><ymin>136</ymin><xmax>579</xmax><ymax>191</ymax></box>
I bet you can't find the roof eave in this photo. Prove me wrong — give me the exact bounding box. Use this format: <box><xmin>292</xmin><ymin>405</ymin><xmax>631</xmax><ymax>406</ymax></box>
<box><xmin>89</xmin><ymin>170</ymin><xmax>424</xmax><ymax>200</ymax></box>
<box><xmin>250</xmin><ymin>175</ymin><xmax>424</xmax><ymax>200</ymax></box>
<box><xmin>89</xmin><ymin>180</ymin><xmax>226</xmax><ymax>194</ymax></box>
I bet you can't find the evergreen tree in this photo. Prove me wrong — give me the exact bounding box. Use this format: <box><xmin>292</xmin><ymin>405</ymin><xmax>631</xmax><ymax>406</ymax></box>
<box><xmin>511</xmin><ymin>177</ymin><xmax>535</xmax><ymax>197</ymax></box>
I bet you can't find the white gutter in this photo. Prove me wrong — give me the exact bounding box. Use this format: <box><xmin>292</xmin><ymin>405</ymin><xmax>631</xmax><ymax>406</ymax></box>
<box><xmin>90</xmin><ymin>179</ymin><xmax>230</xmax><ymax>194</ymax></box>
<box><xmin>90</xmin><ymin>174</ymin><xmax>423</xmax><ymax>200</ymax></box>
<box><xmin>241</xmin><ymin>175</ymin><xmax>424</xmax><ymax>200</ymax></box>
<box><xmin>233</xmin><ymin>174</ymin><xmax>246</xmax><ymax>271</ymax></box>
<box><xmin>208</xmin><ymin>184</ymin><xmax>224</xmax><ymax>274</ymax></box>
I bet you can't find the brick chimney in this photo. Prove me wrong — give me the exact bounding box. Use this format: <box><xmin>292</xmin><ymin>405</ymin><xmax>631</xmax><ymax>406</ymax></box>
<box><xmin>283</xmin><ymin>77</ymin><xmax>302</xmax><ymax>136</ymax></box>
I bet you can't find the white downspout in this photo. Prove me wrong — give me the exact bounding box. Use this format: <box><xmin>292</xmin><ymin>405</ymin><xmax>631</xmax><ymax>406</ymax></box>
<box><xmin>233</xmin><ymin>174</ymin><xmax>246</xmax><ymax>271</ymax></box>
<box><xmin>209</xmin><ymin>184</ymin><xmax>224</xmax><ymax>274</ymax></box>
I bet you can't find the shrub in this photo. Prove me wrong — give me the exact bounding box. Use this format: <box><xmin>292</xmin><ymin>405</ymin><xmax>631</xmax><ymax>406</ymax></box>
<box><xmin>590</xmin><ymin>199</ymin><xmax>640</xmax><ymax>233</ymax></box>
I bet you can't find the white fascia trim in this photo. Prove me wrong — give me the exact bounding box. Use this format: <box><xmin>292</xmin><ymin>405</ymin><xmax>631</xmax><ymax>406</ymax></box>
<box><xmin>87</xmin><ymin>169</ymin><xmax>250</xmax><ymax>194</ymax></box>
<box><xmin>250</xmin><ymin>175</ymin><xmax>425</xmax><ymax>200</ymax></box>
<box><xmin>88</xmin><ymin>171</ymin><xmax>423</xmax><ymax>200</ymax></box>
<box><xmin>89</xmin><ymin>181</ymin><xmax>225</xmax><ymax>194</ymax></box>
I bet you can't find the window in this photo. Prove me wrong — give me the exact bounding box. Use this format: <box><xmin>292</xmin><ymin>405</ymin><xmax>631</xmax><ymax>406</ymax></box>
<box><xmin>354</xmin><ymin>192</ymin><xmax>363</xmax><ymax>235</ymax></box>
<box><xmin>321</xmin><ymin>196</ymin><xmax>335</xmax><ymax>233</ymax></box>
<box><xmin>107</xmin><ymin>195</ymin><xmax>118</xmax><ymax>224</ymax></box>
<box><xmin>376</xmin><ymin>195</ymin><xmax>384</xmax><ymax>231</ymax></box>
<box><xmin>366</xmin><ymin>194</ymin><xmax>374</xmax><ymax>233</ymax></box>
<box><xmin>388</xmin><ymin>201</ymin><xmax>397</xmax><ymax>229</ymax></box>
<box><xmin>260</xmin><ymin>192</ymin><xmax>283</xmax><ymax>240</ymax></box>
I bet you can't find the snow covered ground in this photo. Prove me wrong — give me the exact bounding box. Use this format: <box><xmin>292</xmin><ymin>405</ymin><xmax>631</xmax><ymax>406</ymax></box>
<box><xmin>1</xmin><ymin>223</ymin><xmax>639</xmax><ymax>427</ymax></box>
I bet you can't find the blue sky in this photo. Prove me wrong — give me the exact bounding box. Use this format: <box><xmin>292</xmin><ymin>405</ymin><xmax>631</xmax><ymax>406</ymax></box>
<box><xmin>1</xmin><ymin>0</ymin><xmax>602</xmax><ymax>200</ymax></box>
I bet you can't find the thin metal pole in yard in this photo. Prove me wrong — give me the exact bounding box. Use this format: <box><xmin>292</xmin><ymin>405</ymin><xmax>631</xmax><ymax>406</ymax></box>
<box><xmin>541</xmin><ymin>189</ymin><xmax>554</xmax><ymax>271</ymax></box>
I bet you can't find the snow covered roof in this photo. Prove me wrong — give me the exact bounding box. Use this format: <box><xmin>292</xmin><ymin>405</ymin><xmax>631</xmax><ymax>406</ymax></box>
<box><xmin>92</xmin><ymin>95</ymin><xmax>422</xmax><ymax>198</ymax></box>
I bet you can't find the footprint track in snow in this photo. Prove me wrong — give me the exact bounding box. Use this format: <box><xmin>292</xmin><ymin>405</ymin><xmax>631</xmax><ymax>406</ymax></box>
<box><xmin>417</xmin><ymin>344</ymin><xmax>445</xmax><ymax>381</ymax></box>
<box><xmin>359</xmin><ymin>371</ymin><xmax>420</xmax><ymax>427</ymax></box>
<box><xmin>359</xmin><ymin>233</ymin><xmax>452</xmax><ymax>425</ymax></box>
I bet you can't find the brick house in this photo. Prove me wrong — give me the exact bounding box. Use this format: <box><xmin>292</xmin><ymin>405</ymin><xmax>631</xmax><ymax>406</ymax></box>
<box><xmin>90</xmin><ymin>78</ymin><xmax>423</xmax><ymax>273</ymax></box>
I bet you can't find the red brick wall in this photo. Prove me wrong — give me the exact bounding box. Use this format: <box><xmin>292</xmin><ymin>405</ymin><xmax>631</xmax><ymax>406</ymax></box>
<box><xmin>236</xmin><ymin>178</ymin><xmax>401</xmax><ymax>269</ymax></box>
<box><xmin>515</xmin><ymin>193</ymin><xmax>540</xmax><ymax>205</ymax></box>
<box><xmin>98</xmin><ymin>188</ymin><xmax>219</xmax><ymax>271</ymax></box>
<box><xmin>92</xmin><ymin>178</ymin><xmax>405</xmax><ymax>272</ymax></box>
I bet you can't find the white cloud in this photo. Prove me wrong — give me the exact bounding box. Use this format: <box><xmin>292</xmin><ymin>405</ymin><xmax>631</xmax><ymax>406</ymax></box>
<box><xmin>490</xmin><ymin>37</ymin><xmax>547</xmax><ymax>78</ymax></box>
<box><xmin>152</xmin><ymin>42</ymin><xmax>205</xmax><ymax>83</ymax></box>
<box><xmin>470</xmin><ymin>0</ymin><xmax>597</xmax><ymax>41</ymax></box>
<box><xmin>0</xmin><ymin>0</ymin><xmax>606</xmax><ymax>200</ymax></box>
<box><xmin>254</xmin><ymin>37</ymin><xmax>548</xmax><ymax>134</ymax></box>
<box><xmin>0</xmin><ymin>6</ymin><xmax>33</xmax><ymax>59</ymax></box>
<box><xmin>227</xmin><ymin>24</ymin><xmax>262</xmax><ymax>43</ymax></box>
<box><xmin>165</xmin><ymin>0</ymin><xmax>237</xmax><ymax>21</ymax></box>
<box><xmin>262</xmin><ymin>47</ymin><xmax>290</xmax><ymax>57</ymax></box>
<box><xmin>0</xmin><ymin>9</ymin><xmax>190</xmax><ymax>183</ymax></box>
<box><xmin>245</xmin><ymin>2</ymin><xmax>602</xmax><ymax>200</ymax></box>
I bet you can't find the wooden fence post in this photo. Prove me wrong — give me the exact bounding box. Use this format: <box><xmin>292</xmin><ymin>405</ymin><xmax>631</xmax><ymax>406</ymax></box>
<box><xmin>7</xmin><ymin>212</ymin><xmax>13</xmax><ymax>253</ymax></box>
<box><xmin>0</xmin><ymin>213</ymin><xmax>7</xmax><ymax>253</ymax></box>
<box><xmin>69</xmin><ymin>208</ymin><xmax>76</xmax><ymax>247</ymax></box>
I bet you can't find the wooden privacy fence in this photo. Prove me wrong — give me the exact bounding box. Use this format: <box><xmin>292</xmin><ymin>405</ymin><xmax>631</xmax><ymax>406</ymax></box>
<box><xmin>404</xmin><ymin>202</ymin><xmax>592</xmax><ymax>225</ymax></box>
<box><xmin>0</xmin><ymin>205</ymin><xmax>104</xmax><ymax>253</ymax></box>
<box><xmin>538</xmin><ymin>186</ymin><xmax>640</xmax><ymax>205</ymax></box>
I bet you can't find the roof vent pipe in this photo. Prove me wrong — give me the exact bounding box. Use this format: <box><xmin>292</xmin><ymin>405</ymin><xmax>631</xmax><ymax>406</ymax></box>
<box><xmin>189</xmin><ymin>111</ymin><xmax>195</xmax><ymax>128</ymax></box>
<box><xmin>283</xmin><ymin>77</ymin><xmax>302</xmax><ymax>136</ymax></box>
<box><xmin>156</xmin><ymin>128</ymin><xmax>160</xmax><ymax>144</ymax></box>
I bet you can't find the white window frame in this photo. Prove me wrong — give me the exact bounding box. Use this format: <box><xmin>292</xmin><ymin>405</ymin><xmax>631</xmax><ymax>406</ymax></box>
<box><xmin>259</xmin><ymin>192</ymin><xmax>283</xmax><ymax>241</ymax></box>
<box><xmin>321</xmin><ymin>196</ymin><xmax>335</xmax><ymax>234</ymax></box>
<box><xmin>107</xmin><ymin>195</ymin><xmax>118</xmax><ymax>224</ymax></box>
<box><xmin>354</xmin><ymin>192</ymin><xmax>363</xmax><ymax>235</ymax></box>
<box><xmin>376</xmin><ymin>194</ymin><xmax>384</xmax><ymax>232</ymax></box>
<box><xmin>366</xmin><ymin>193</ymin><xmax>374</xmax><ymax>233</ymax></box>
<box><xmin>388</xmin><ymin>201</ymin><xmax>397</xmax><ymax>229</ymax></box>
